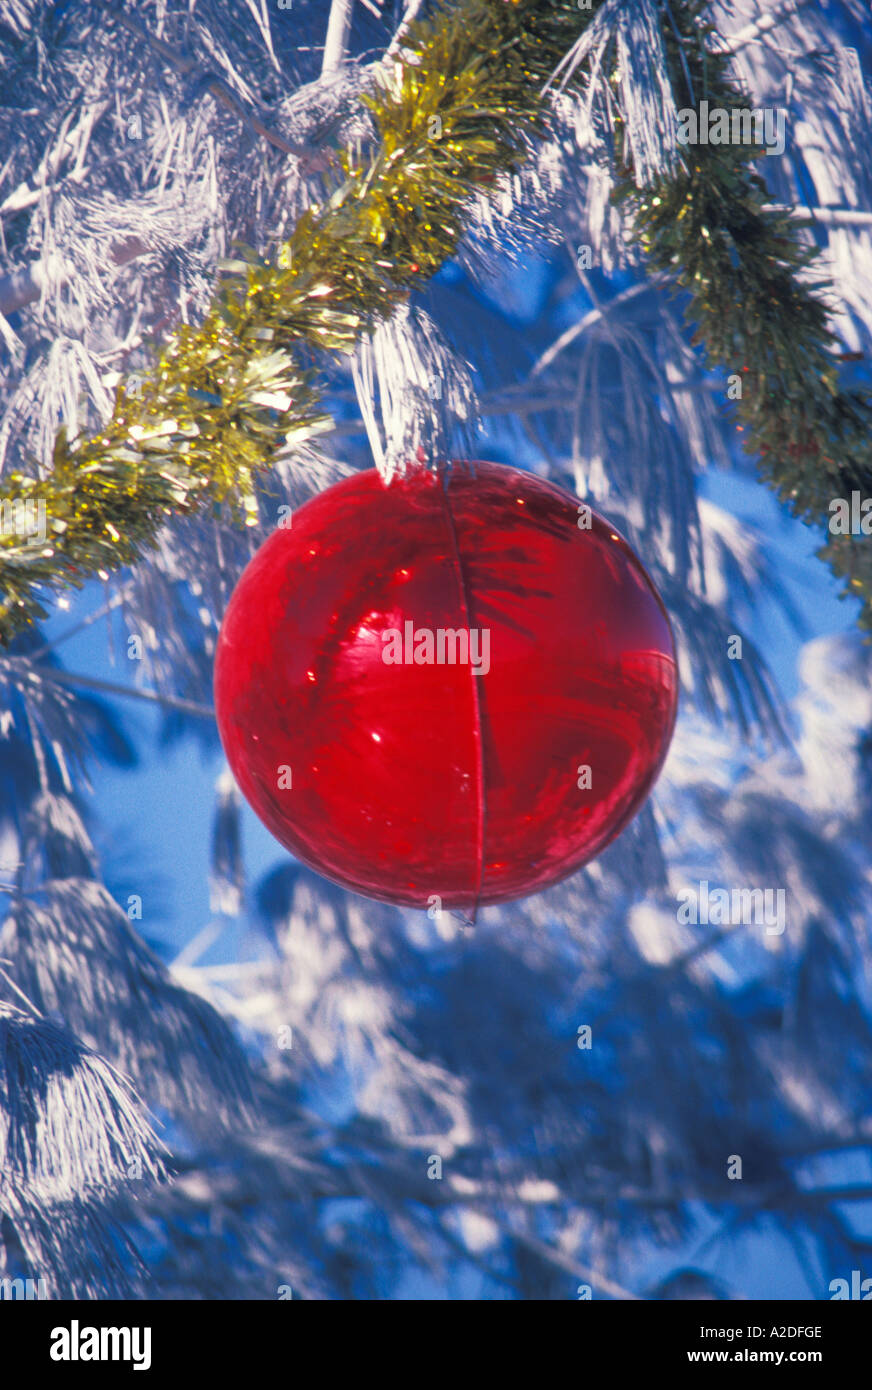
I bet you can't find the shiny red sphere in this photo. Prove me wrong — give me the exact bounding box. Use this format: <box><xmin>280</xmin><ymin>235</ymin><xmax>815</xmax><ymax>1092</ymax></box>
<box><xmin>214</xmin><ymin>462</ymin><xmax>678</xmax><ymax>911</ymax></box>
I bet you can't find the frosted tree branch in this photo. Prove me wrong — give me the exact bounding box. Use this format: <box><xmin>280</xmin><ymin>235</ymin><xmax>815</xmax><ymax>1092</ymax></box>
<box><xmin>110</xmin><ymin>6</ymin><xmax>324</xmax><ymax>164</ymax></box>
<box><xmin>530</xmin><ymin>275</ymin><xmax>671</xmax><ymax>377</ymax></box>
<box><xmin>385</xmin><ymin>0</ymin><xmax>426</xmax><ymax>59</ymax></box>
<box><xmin>322</xmin><ymin>0</ymin><xmax>355</xmax><ymax>76</ymax></box>
<box><xmin>0</xmin><ymin>239</ymin><xmax>148</xmax><ymax>318</ymax></box>
<box><xmin>30</xmin><ymin>667</ymin><xmax>215</xmax><ymax>719</ymax></box>
<box><xmin>761</xmin><ymin>204</ymin><xmax>872</xmax><ymax>226</ymax></box>
<box><xmin>722</xmin><ymin>0</ymin><xmax>819</xmax><ymax>54</ymax></box>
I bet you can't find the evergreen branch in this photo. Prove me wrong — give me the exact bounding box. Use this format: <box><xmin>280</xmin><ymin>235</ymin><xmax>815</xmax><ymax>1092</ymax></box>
<box><xmin>762</xmin><ymin>204</ymin><xmax>872</xmax><ymax>228</ymax></box>
<box><xmin>108</xmin><ymin>4</ymin><xmax>324</xmax><ymax>165</ymax></box>
<box><xmin>0</xmin><ymin>0</ymin><xmax>594</xmax><ymax>644</ymax></box>
<box><xmin>531</xmin><ymin>276</ymin><xmax>671</xmax><ymax>377</ymax></box>
<box><xmin>2</xmin><ymin>0</ymin><xmax>872</xmax><ymax>642</ymax></box>
<box><xmin>385</xmin><ymin>0</ymin><xmax>427</xmax><ymax>58</ymax></box>
<box><xmin>31</xmin><ymin>665</ymin><xmax>216</xmax><ymax>719</ymax></box>
<box><xmin>620</xmin><ymin>0</ymin><xmax>872</xmax><ymax>629</ymax></box>
<box><xmin>512</xmin><ymin>1233</ymin><xmax>641</xmax><ymax>1299</ymax></box>
<box><xmin>6</xmin><ymin>894</ymin><xmax>253</xmax><ymax>1126</ymax></box>
<box><xmin>722</xmin><ymin>0</ymin><xmax>818</xmax><ymax>55</ymax></box>
<box><xmin>0</xmin><ymin>237</ymin><xmax>149</xmax><ymax>318</ymax></box>
<box><xmin>0</xmin><ymin>999</ymin><xmax>165</xmax><ymax>1205</ymax></box>
<box><xmin>27</xmin><ymin>588</ymin><xmax>134</xmax><ymax>660</ymax></box>
<box><xmin>322</xmin><ymin>0</ymin><xmax>355</xmax><ymax>77</ymax></box>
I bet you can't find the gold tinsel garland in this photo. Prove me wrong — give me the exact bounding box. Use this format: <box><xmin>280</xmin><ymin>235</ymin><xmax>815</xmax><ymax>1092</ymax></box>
<box><xmin>1</xmin><ymin>0</ymin><xmax>871</xmax><ymax>643</ymax></box>
<box><xmin>0</xmin><ymin>0</ymin><xmax>584</xmax><ymax>642</ymax></box>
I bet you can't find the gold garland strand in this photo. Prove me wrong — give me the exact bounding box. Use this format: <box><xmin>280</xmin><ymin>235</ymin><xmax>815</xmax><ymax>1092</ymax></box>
<box><xmin>0</xmin><ymin>0</ymin><xmax>586</xmax><ymax>643</ymax></box>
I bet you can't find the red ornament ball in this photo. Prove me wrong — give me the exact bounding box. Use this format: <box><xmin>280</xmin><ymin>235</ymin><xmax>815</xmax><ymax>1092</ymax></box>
<box><xmin>214</xmin><ymin>461</ymin><xmax>678</xmax><ymax>912</ymax></box>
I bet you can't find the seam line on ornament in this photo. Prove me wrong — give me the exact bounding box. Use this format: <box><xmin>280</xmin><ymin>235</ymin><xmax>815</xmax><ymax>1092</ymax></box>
<box><xmin>438</xmin><ymin>467</ymin><xmax>485</xmax><ymax>925</ymax></box>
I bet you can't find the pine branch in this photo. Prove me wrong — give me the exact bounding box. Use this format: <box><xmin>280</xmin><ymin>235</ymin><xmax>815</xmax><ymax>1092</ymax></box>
<box><xmin>762</xmin><ymin>204</ymin><xmax>872</xmax><ymax>227</ymax></box>
<box><xmin>30</xmin><ymin>665</ymin><xmax>216</xmax><ymax>719</ymax></box>
<box><xmin>108</xmin><ymin>5</ymin><xmax>325</xmax><ymax>166</ymax></box>
<box><xmin>3</xmin><ymin>0</ymin><xmax>872</xmax><ymax>642</ymax></box>
<box><xmin>2</xmin><ymin>816</ymin><xmax>256</xmax><ymax>1123</ymax></box>
<box><xmin>530</xmin><ymin>276</ymin><xmax>671</xmax><ymax>378</ymax></box>
<box><xmin>0</xmin><ymin>237</ymin><xmax>148</xmax><ymax>318</ymax></box>
<box><xmin>0</xmin><ymin>999</ymin><xmax>164</xmax><ymax>1204</ymax></box>
<box><xmin>723</xmin><ymin>0</ymin><xmax>819</xmax><ymax>55</ymax></box>
<box><xmin>385</xmin><ymin>0</ymin><xmax>427</xmax><ymax>59</ymax></box>
<box><xmin>0</xmin><ymin>0</ymin><xmax>595</xmax><ymax>644</ymax></box>
<box><xmin>322</xmin><ymin>0</ymin><xmax>355</xmax><ymax>76</ymax></box>
<box><xmin>620</xmin><ymin>0</ymin><xmax>872</xmax><ymax>627</ymax></box>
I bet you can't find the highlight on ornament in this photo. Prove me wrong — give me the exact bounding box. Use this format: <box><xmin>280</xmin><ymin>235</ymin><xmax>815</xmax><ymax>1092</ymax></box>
<box><xmin>214</xmin><ymin>460</ymin><xmax>678</xmax><ymax>914</ymax></box>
